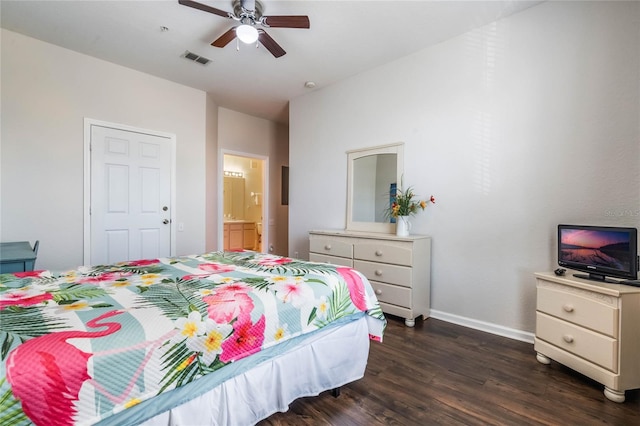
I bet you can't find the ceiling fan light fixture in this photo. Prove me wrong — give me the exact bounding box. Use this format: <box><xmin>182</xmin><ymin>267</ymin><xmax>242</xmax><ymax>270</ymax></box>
<box><xmin>236</xmin><ymin>24</ymin><xmax>259</xmax><ymax>44</ymax></box>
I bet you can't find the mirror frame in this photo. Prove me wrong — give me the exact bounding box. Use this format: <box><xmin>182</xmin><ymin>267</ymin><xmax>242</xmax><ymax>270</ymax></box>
<box><xmin>346</xmin><ymin>142</ymin><xmax>404</xmax><ymax>233</ymax></box>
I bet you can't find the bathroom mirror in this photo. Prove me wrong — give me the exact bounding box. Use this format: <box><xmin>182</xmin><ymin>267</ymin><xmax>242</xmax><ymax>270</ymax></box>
<box><xmin>346</xmin><ymin>142</ymin><xmax>404</xmax><ymax>233</ymax></box>
<box><xmin>223</xmin><ymin>176</ymin><xmax>245</xmax><ymax>219</ymax></box>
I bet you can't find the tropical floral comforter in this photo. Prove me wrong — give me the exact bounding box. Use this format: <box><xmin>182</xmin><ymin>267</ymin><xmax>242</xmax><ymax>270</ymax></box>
<box><xmin>0</xmin><ymin>251</ymin><xmax>385</xmax><ymax>426</ymax></box>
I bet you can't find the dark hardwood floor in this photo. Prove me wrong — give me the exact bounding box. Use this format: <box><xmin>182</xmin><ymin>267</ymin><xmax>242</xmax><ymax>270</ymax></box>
<box><xmin>259</xmin><ymin>315</ymin><xmax>640</xmax><ymax>425</ymax></box>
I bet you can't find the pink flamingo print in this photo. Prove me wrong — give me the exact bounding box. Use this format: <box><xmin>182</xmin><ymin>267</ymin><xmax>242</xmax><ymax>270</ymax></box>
<box><xmin>6</xmin><ymin>309</ymin><xmax>176</xmax><ymax>426</ymax></box>
<box><xmin>336</xmin><ymin>267</ymin><xmax>368</xmax><ymax>311</ymax></box>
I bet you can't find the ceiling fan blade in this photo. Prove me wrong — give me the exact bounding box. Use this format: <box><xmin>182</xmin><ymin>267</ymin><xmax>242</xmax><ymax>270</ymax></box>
<box><xmin>179</xmin><ymin>0</ymin><xmax>230</xmax><ymax>18</ymax></box>
<box><xmin>212</xmin><ymin>28</ymin><xmax>237</xmax><ymax>47</ymax></box>
<box><xmin>258</xmin><ymin>31</ymin><xmax>286</xmax><ymax>58</ymax></box>
<box><xmin>262</xmin><ymin>15</ymin><xmax>310</xmax><ymax>29</ymax></box>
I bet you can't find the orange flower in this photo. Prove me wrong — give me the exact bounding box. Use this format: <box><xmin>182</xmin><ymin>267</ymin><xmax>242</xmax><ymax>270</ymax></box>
<box><xmin>386</xmin><ymin>185</ymin><xmax>435</xmax><ymax>218</ymax></box>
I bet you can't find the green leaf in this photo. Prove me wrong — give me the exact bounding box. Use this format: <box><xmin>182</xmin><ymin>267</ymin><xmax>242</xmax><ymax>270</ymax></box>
<box><xmin>307</xmin><ymin>307</ymin><xmax>317</xmax><ymax>325</ymax></box>
<box><xmin>0</xmin><ymin>333</ymin><xmax>14</xmax><ymax>361</ymax></box>
<box><xmin>0</xmin><ymin>307</ymin><xmax>67</xmax><ymax>360</ymax></box>
<box><xmin>0</xmin><ymin>378</ymin><xmax>30</xmax><ymax>426</ymax></box>
<box><xmin>90</xmin><ymin>303</ymin><xmax>113</xmax><ymax>309</ymax></box>
<box><xmin>51</xmin><ymin>284</ymin><xmax>108</xmax><ymax>303</ymax></box>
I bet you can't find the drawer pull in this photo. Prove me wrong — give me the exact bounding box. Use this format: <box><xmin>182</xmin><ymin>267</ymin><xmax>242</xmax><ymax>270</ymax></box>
<box><xmin>375</xmin><ymin>289</ymin><xmax>382</xmax><ymax>295</ymax></box>
<box><xmin>324</xmin><ymin>244</ymin><xmax>331</xmax><ymax>251</ymax></box>
<box><xmin>562</xmin><ymin>304</ymin><xmax>574</xmax><ymax>313</ymax></box>
<box><xmin>375</xmin><ymin>250</ymin><xmax>383</xmax><ymax>257</ymax></box>
<box><xmin>562</xmin><ymin>334</ymin><xmax>574</xmax><ymax>344</ymax></box>
<box><xmin>374</xmin><ymin>270</ymin><xmax>383</xmax><ymax>276</ymax></box>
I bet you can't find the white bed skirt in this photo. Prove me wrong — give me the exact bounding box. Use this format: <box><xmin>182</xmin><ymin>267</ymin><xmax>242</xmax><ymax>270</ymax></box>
<box><xmin>141</xmin><ymin>315</ymin><xmax>371</xmax><ymax>426</ymax></box>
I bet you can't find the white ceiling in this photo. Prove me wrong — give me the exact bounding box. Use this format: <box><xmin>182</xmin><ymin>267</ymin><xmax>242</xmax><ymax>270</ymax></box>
<box><xmin>1</xmin><ymin>0</ymin><xmax>544</xmax><ymax>123</ymax></box>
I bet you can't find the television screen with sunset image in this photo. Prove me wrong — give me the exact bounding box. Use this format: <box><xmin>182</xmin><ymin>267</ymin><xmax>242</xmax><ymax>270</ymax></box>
<box><xmin>558</xmin><ymin>224</ymin><xmax>638</xmax><ymax>282</ymax></box>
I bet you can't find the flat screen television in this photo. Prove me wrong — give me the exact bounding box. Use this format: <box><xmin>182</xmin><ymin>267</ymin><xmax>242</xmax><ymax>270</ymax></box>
<box><xmin>558</xmin><ymin>224</ymin><xmax>639</xmax><ymax>283</ymax></box>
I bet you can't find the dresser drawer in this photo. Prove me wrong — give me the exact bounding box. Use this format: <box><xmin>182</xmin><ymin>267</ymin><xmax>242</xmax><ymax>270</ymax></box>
<box><xmin>309</xmin><ymin>253</ymin><xmax>353</xmax><ymax>268</ymax></box>
<box><xmin>354</xmin><ymin>242</ymin><xmax>412</xmax><ymax>266</ymax></box>
<box><xmin>536</xmin><ymin>312</ymin><xmax>618</xmax><ymax>372</ymax></box>
<box><xmin>353</xmin><ymin>260</ymin><xmax>412</xmax><ymax>287</ymax></box>
<box><xmin>309</xmin><ymin>238</ymin><xmax>353</xmax><ymax>259</ymax></box>
<box><xmin>370</xmin><ymin>281</ymin><xmax>411</xmax><ymax>308</ymax></box>
<box><xmin>537</xmin><ymin>285</ymin><xmax>618</xmax><ymax>337</ymax></box>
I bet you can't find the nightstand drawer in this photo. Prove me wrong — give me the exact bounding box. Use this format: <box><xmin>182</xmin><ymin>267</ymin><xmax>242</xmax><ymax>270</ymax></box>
<box><xmin>354</xmin><ymin>242</ymin><xmax>412</xmax><ymax>266</ymax></box>
<box><xmin>309</xmin><ymin>238</ymin><xmax>353</xmax><ymax>259</ymax></box>
<box><xmin>370</xmin><ymin>281</ymin><xmax>411</xmax><ymax>308</ymax></box>
<box><xmin>537</xmin><ymin>285</ymin><xmax>618</xmax><ymax>337</ymax></box>
<box><xmin>536</xmin><ymin>312</ymin><xmax>618</xmax><ymax>372</ymax></box>
<box><xmin>309</xmin><ymin>253</ymin><xmax>353</xmax><ymax>268</ymax></box>
<box><xmin>354</xmin><ymin>260</ymin><xmax>412</xmax><ymax>287</ymax></box>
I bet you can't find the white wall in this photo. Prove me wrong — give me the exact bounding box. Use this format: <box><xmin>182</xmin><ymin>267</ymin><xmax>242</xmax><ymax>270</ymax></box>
<box><xmin>290</xmin><ymin>1</ymin><xmax>640</xmax><ymax>335</ymax></box>
<box><xmin>217</xmin><ymin>108</ymin><xmax>289</xmax><ymax>255</ymax></box>
<box><xmin>1</xmin><ymin>29</ymin><xmax>208</xmax><ymax>269</ymax></box>
<box><xmin>205</xmin><ymin>93</ymin><xmax>220</xmax><ymax>252</ymax></box>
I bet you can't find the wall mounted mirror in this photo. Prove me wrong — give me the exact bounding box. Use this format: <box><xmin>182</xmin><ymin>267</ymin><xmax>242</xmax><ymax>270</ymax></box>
<box><xmin>346</xmin><ymin>142</ymin><xmax>404</xmax><ymax>233</ymax></box>
<box><xmin>223</xmin><ymin>176</ymin><xmax>245</xmax><ymax>219</ymax></box>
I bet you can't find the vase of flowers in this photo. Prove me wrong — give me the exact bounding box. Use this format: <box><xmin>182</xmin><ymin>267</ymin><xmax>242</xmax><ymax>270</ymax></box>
<box><xmin>386</xmin><ymin>185</ymin><xmax>435</xmax><ymax>237</ymax></box>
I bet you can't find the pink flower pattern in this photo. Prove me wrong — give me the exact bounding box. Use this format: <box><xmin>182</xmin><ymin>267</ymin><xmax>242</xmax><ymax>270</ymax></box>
<box><xmin>124</xmin><ymin>259</ymin><xmax>159</xmax><ymax>266</ymax></box>
<box><xmin>203</xmin><ymin>282</ymin><xmax>254</xmax><ymax>323</ymax></box>
<box><xmin>0</xmin><ymin>291</ymin><xmax>53</xmax><ymax>310</ymax></box>
<box><xmin>183</xmin><ymin>263</ymin><xmax>236</xmax><ymax>281</ymax></box>
<box><xmin>12</xmin><ymin>270</ymin><xmax>45</xmax><ymax>278</ymax></box>
<box><xmin>219</xmin><ymin>313</ymin><xmax>265</xmax><ymax>362</ymax></box>
<box><xmin>254</xmin><ymin>255</ymin><xmax>293</xmax><ymax>266</ymax></box>
<box><xmin>198</xmin><ymin>263</ymin><xmax>236</xmax><ymax>274</ymax></box>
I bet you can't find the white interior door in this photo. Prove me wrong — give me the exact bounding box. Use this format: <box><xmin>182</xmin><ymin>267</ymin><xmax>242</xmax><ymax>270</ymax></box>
<box><xmin>89</xmin><ymin>125</ymin><xmax>172</xmax><ymax>264</ymax></box>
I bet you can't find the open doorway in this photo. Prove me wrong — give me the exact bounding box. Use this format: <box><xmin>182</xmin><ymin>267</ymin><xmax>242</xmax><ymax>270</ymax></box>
<box><xmin>222</xmin><ymin>153</ymin><xmax>266</xmax><ymax>252</ymax></box>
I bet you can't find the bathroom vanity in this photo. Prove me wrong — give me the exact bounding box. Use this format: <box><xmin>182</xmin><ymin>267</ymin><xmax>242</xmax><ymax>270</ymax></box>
<box><xmin>223</xmin><ymin>221</ymin><xmax>257</xmax><ymax>251</ymax></box>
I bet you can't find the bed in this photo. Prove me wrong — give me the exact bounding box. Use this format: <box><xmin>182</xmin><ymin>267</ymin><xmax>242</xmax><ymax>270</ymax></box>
<box><xmin>0</xmin><ymin>250</ymin><xmax>385</xmax><ymax>426</ymax></box>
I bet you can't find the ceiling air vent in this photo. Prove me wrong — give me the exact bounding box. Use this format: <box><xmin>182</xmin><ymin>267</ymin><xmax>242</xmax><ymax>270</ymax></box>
<box><xmin>183</xmin><ymin>51</ymin><xmax>211</xmax><ymax>65</ymax></box>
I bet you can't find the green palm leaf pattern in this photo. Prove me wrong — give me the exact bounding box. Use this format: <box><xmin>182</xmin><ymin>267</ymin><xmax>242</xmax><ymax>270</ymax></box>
<box><xmin>367</xmin><ymin>303</ymin><xmax>385</xmax><ymax>320</ymax></box>
<box><xmin>134</xmin><ymin>278</ymin><xmax>216</xmax><ymax>391</ymax></box>
<box><xmin>0</xmin><ymin>307</ymin><xmax>67</xmax><ymax>360</ymax></box>
<box><xmin>0</xmin><ymin>378</ymin><xmax>29</xmax><ymax>426</ymax></box>
<box><xmin>134</xmin><ymin>277</ymin><xmax>209</xmax><ymax>320</ymax></box>
<box><xmin>312</xmin><ymin>281</ymin><xmax>357</xmax><ymax>328</ymax></box>
<box><xmin>50</xmin><ymin>283</ymin><xmax>109</xmax><ymax>303</ymax></box>
<box><xmin>84</xmin><ymin>264</ymin><xmax>166</xmax><ymax>276</ymax></box>
<box><xmin>259</xmin><ymin>261</ymin><xmax>332</xmax><ymax>276</ymax></box>
<box><xmin>157</xmin><ymin>340</ymin><xmax>226</xmax><ymax>395</ymax></box>
<box><xmin>198</xmin><ymin>251</ymin><xmax>251</xmax><ymax>265</ymax></box>
<box><xmin>157</xmin><ymin>342</ymin><xmax>199</xmax><ymax>394</ymax></box>
<box><xmin>199</xmin><ymin>250</ymin><xmax>340</xmax><ymax>277</ymax></box>
<box><xmin>240</xmin><ymin>277</ymin><xmax>273</xmax><ymax>292</ymax></box>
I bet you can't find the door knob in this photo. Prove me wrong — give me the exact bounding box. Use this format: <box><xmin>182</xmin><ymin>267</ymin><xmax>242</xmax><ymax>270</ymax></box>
<box><xmin>163</xmin><ymin>219</ymin><xmax>169</xmax><ymax>225</ymax></box>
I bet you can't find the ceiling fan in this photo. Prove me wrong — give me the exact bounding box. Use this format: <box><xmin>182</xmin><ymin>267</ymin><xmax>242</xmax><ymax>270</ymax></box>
<box><xmin>179</xmin><ymin>0</ymin><xmax>310</xmax><ymax>58</ymax></box>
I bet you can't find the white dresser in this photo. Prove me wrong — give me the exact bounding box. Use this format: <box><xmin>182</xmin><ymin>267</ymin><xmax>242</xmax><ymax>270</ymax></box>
<box><xmin>534</xmin><ymin>272</ymin><xmax>640</xmax><ymax>402</ymax></box>
<box><xmin>309</xmin><ymin>230</ymin><xmax>431</xmax><ymax>327</ymax></box>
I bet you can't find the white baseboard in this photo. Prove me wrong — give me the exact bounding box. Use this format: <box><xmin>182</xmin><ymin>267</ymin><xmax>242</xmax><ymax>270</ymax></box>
<box><xmin>429</xmin><ymin>310</ymin><xmax>535</xmax><ymax>344</ymax></box>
